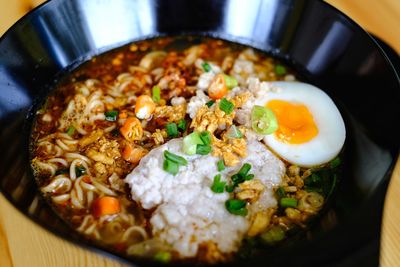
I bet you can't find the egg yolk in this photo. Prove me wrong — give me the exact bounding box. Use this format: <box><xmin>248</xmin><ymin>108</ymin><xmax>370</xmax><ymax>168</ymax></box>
<box><xmin>266</xmin><ymin>100</ymin><xmax>318</xmax><ymax>144</ymax></box>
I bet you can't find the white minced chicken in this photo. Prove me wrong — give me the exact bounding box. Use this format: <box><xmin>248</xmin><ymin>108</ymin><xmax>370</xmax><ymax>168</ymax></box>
<box><xmin>125</xmin><ymin>138</ymin><xmax>285</xmax><ymax>258</ymax></box>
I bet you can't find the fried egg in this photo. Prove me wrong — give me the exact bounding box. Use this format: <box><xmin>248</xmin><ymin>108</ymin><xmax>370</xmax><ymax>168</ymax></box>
<box><xmin>259</xmin><ymin>82</ymin><xmax>345</xmax><ymax>167</ymax></box>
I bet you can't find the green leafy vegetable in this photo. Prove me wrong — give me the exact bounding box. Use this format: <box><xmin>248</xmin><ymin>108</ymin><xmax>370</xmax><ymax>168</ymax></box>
<box><xmin>165</xmin><ymin>123</ymin><xmax>178</xmax><ymax>138</ymax></box>
<box><xmin>225</xmin><ymin>199</ymin><xmax>248</xmax><ymax>216</ymax></box>
<box><xmin>211</xmin><ymin>174</ymin><xmax>226</xmax><ymax>193</ymax></box>
<box><xmin>219</xmin><ymin>98</ymin><xmax>234</xmax><ymax>114</ymax></box>
<box><xmin>105</xmin><ymin>110</ymin><xmax>119</xmax><ymax>122</ymax></box>
<box><xmin>251</xmin><ymin>105</ymin><xmax>278</xmax><ymax>135</ymax></box>
<box><xmin>330</xmin><ymin>157</ymin><xmax>341</xmax><ymax>168</ymax></box>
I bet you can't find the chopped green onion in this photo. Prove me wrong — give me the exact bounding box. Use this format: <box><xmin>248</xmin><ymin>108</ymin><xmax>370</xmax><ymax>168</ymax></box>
<box><xmin>219</xmin><ymin>98</ymin><xmax>235</xmax><ymax>115</ymax></box>
<box><xmin>152</xmin><ymin>85</ymin><xmax>161</xmax><ymax>103</ymax></box>
<box><xmin>238</xmin><ymin>163</ymin><xmax>251</xmax><ymax>177</ymax></box>
<box><xmin>245</xmin><ymin>174</ymin><xmax>254</xmax><ymax>181</ymax></box>
<box><xmin>183</xmin><ymin>132</ymin><xmax>204</xmax><ymax>155</ymax></box>
<box><xmin>199</xmin><ymin>131</ymin><xmax>212</xmax><ymax>145</ymax></box>
<box><xmin>275</xmin><ymin>64</ymin><xmax>287</xmax><ymax>76</ymax></box>
<box><xmin>163</xmin><ymin>159</ymin><xmax>179</xmax><ymax>175</ymax></box>
<box><xmin>231</xmin><ymin>174</ymin><xmax>243</xmax><ymax>186</ymax></box>
<box><xmin>177</xmin><ymin>119</ymin><xmax>187</xmax><ymax>132</ymax></box>
<box><xmin>75</xmin><ymin>166</ymin><xmax>86</xmax><ymax>177</ymax></box>
<box><xmin>304</xmin><ymin>173</ymin><xmax>321</xmax><ymax>186</ymax></box>
<box><xmin>105</xmin><ymin>110</ymin><xmax>119</xmax><ymax>122</ymax></box>
<box><xmin>276</xmin><ymin>187</ymin><xmax>286</xmax><ymax>198</ymax></box>
<box><xmin>202</xmin><ymin>62</ymin><xmax>211</xmax><ymax>72</ymax></box>
<box><xmin>196</xmin><ymin>144</ymin><xmax>212</xmax><ymax>155</ymax></box>
<box><xmin>217</xmin><ymin>160</ymin><xmax>225</xmax><ymax>172</ymax></box>
<box><xmin>211</xmin><ymin>174</ymin><xmax>226</xmax><ymax>193</ymax></box>
<box><xmin>164</xmin><ymin>150</ymin><xmax>188</xmax><ymax>166</ymax></box>
<box><xmin>206</xmin><ymin>100</ymin><xmax>215</xmax><ymax>108</ymax></box>
<box><xmin>66</xmin><ymin>126</ymin><xmax>75</xmax><ymax>136</ymax></box>
<box><xmin>226</xmin><ymin>125</ymin><xmax>243</xmax><ymax>138</ymax></box>
<box><xmin>165</xmin><ymin>123</ymin><xmax>178</xmax><ymax>138</ymax></box>
<box><xmin>225</xmin><ymin>185</ymin><xmax>235</xmax><ymax>193</ymax></box>
<box><xmin>330</xmin><ymin>157</ymin><xmax>341</xmax><ymax>168</ymax></box>
<box><xmin>223</xmin><ymin>74</ymin><xmax>238</xmax><ymax>89</ymax></box>
<box><xmin>154</xmin><ymin>251</ymin><xmax>171</xmax><ymax>263</ymax></box>
<box><xmin>280</xmin><ymin>197</ymin><xmax>298</xmax><ymax>208</ymax></box>
<box><xmin>225</xmin><ymin>199</ymin><xmax>248</xmax><ymax>216</ymax></box>
<box><xmin>251</xmin><ymin>105</ymin><xmax>278</xmax><ymax>135</ymax></box>
<box><xmin>261</xmin><ymin>226</ymin><xmax>285</xmax><ymax>245</ymax></box>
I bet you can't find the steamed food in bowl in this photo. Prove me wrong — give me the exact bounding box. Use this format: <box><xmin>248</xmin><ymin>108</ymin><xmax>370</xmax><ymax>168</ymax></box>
<box><xmin>30</xmin><ymin>37</ymin><xmax>345</xmax><ymax>263</ymax></box>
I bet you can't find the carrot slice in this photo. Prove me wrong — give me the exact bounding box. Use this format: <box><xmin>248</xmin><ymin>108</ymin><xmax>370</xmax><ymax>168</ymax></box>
<box><xmin>91</xmin><ymin>196</ymin><xmax>121</xmax><ymax>218</ymax></box>
<box><xmin>120</xmin><ymin>117</ymin><xmax>143</xmax><ymax>141</ymax></box>
<box><xmin>135</xmin><ymin>95</ymin><xmax>156</xmax><ymax>119</ymax></box>
<box><xmin>122</xmin><ymin>143</ymin><xmax>148</xmax><ymax>164</ymax></box>
<box><xmin>208</xmin><ymin>74</ymin><xmax>228</xmax><ymax>99</ymax></box>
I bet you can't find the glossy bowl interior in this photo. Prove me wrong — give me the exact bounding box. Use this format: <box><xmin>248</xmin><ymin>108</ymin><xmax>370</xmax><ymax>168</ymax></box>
<box><xmin>0</xmin><ymin>0</ymin><xmax>399</xmax><ymax>266</ymax></box>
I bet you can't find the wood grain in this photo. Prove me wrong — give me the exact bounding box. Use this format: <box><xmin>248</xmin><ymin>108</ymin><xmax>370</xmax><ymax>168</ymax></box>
<box><xmin>0</xmin><ymin>0</ymin><xmax>399</xmax><ymax>266</ymax></box>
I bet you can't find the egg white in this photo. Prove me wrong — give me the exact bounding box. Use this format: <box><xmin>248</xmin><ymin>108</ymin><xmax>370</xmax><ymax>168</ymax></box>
<box><xmin>259</xmin><ymin>82</ymin><xmax>346</xmax><ymax>167</ymax></box>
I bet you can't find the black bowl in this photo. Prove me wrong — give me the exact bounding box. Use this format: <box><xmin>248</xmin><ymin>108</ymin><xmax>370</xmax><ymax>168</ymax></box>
<box><xmin>0</xmin><ymin>0</ymin><xmax>399</xmax><ymax>266</ymax></box>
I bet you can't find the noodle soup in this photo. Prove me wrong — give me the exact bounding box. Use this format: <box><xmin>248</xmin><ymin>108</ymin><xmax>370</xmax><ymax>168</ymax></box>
<box><xmin>31</xmin><ymin>37</ymin><xmax>344</xmax><ymax>263</ymax></box>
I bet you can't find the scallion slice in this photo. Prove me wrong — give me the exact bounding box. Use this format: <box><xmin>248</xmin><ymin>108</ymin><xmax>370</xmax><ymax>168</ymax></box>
<box><xmin>163</xmin><ymin>159</ymin><xmax>179</xmax><ymax>175</ymax></box>
<box><xmin>211</xmin><ymin>174</ymin><xmax>226</xmax><ymax>193</ymax></box>
<box><xmin>217</xmin><ymin>160</ymin><xmax>225</xmax><ymax>172</ymax></box>
<box><xmin>226</xmin><ymin>125</ymin><xmax>243</xmax><ymax>138</ymax></box>
<box><xmin>280</xmin><ymin>197</ymin><xmax>298</xmax><ymax>208</ymax></box>
<box><xmin>219</xmin><ymin>98</ymin><xmax>234</xmax><ymax>114</ymax></box>
<box><xmin>202</xmin><ymin>62</ymin><xmax>211</xmax><ymax>72</ymax></box>
<box><xmin>105</xmin><ymin>110</ymin><xmax>119</xmax><ymax>122</ymax></box>
<box><xmin>206</xmin><ymin>100</ymin><xmax>215</xmax><ymax>108</ymax></box>
<box><xmin>66</xmin><ymin>126</ymin><xmax>75</xmax><ymax>136</ymax></box>
<box><xmin>164</xmin><ymin>150</ymin><xmax>188</xmax><ymax>166</ymax></box>
<box><xmin>196</xmin><ymin>144</ymin><xmax>212</xmax><ymax>155</ymax></box>
<box><xmin>183</xmin><ymin>132</ymin><xmax>204</xmax><ymax>155</ymax></box>
<box><xmin>251</xmin><ymin>105</ymin><xmax>278</xmax><ymax>135</ymax></box>
<box><xmin>165</xmin><ymin>123</ymin><xmax>178</xmax><ymax>138</ymax></box>
<box><xmin>152</xmin><ymin>85</ymin><xmax>161</xmax><ymax>103</ymax></box>
<box><xmin>177</xmin><ymin>119</ymin><xmax>187</xmax><ymax>132</ymax></box>
<box><xmin>225</xmin><ymin>184</ymin><xmax>235</xmax><ymax>193</ymax></box>
<box><xmin>199</xmin><ymin>131</ymin><xmax>212</xmax><ymax>145</ymax></box>
<box><xmin>223</xmin><ymin>74</ymin><xmax>238</xmax><ymax>89</ymax></box>
<box><xmin>238</xmin><ymin>163</ymin><xmax>251</xmax><ymax>177</ymax></box>
<box><xmin>225</xmin><ymin>199</ymin><xmax>248</xmax><ymax>216</ymax></box>
<box><xmin>275</xmin><ymin>64</ymin><xmax>287</xmax><ymax>76</ymax></box>
<box><xmin>245</xmin><ymin>174</ymin><xmax>254</xmax><ymax>180</ymax></box>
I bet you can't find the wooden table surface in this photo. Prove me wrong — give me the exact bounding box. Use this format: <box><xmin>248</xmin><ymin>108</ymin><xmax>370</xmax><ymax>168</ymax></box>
<box><xmin>0</xmin><ymin>1</ymin><xmax>399</xmax><ymax>266</ymax></box>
